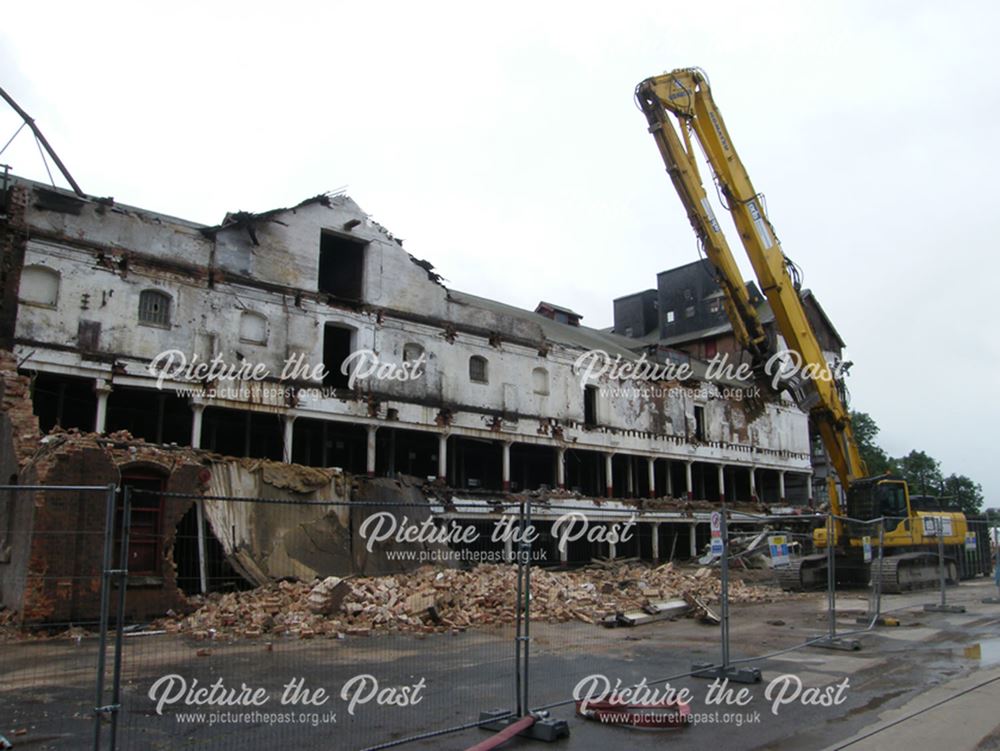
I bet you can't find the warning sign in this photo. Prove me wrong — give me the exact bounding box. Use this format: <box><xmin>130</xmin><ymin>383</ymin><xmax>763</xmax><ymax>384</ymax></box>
<box><xmin>768</xmin><ymin>535</ymin><xmax>790</xmax><ymax>568</ymax></box>
<box><xmin>710</xmin><ymin>512</ymin><xmax>724</xmax><ymax>556</ymax></box>
<box><xmin>966</xmin><ymin>533</ymin><xmax>977</xmax><ymax>552</ymax></box>
<box><xmin>862</xmin><ymin>536</ymin><xmax>872</xmax><ymax>563</ymax></box>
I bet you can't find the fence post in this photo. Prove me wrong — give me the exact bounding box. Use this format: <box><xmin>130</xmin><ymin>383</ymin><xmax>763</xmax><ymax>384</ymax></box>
<box><xmin>856</xmin><ymin>518</ymin><xmax>891</xmax><ymax>626</ymax></box>
<box><xmin>478</xmin><ymin>499</ymin><xmax>568</xmax><ymax>741</ymax></box>
<box><xmin>984</xmin><ymin>528</ymin><xmax>1000</xmax><ymax>604</ymax></box>
<box><xmin>92</xmin><ymin>482</ymin><xmax>118</xmax><ymax>751</ymax></box>
<box><xmin>924</xmin><ymin>514</ymin><xmax>965</xmax><ymax>614</ymax></box>
<box><xmin>109</xmin><ymin>485</ymin><xmax>133</xmax><ymax>750</ymax></box>
<box><xmin>692</xmin><ymin>502</ymin><xmax>761</xmax><ymax>683</ymax></box>
<box><xmin>813</xmin><ymin>513</ymin><xmax>860</xmax><ymax>650</ymax></box>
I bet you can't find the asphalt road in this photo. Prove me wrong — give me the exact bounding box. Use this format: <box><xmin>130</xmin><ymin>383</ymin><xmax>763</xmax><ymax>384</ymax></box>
<box><xmin>4</xmin><ymin>580</ymin><xmax>1000</xmax><ymax>750</ymax></box>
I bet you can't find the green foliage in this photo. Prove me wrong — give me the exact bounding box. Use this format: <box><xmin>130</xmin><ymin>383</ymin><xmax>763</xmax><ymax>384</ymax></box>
<box><xmin>943</xmin><ymin>474</ymin><xmax>985</xmax><ymax>517</ymax></box>
<box><xmin>849</xmin><ymin>411</ymin><xmax>890</xmax><ymax>475</ymax></box>
<box><xmin>896</xmin><ymin>450</ymin><xmax>944</xmax><ymax>498</ymax></box>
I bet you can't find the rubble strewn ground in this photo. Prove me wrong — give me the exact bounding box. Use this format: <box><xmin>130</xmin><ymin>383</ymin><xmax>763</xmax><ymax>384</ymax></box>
<box><xmin>153</xmin><ymin>561</ymin><xmax>789</xmax><ymax>640</ymax></box>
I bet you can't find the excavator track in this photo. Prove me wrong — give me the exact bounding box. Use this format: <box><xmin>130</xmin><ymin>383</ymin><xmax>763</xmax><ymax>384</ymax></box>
<box><xmin>876</xmin><ymin>552</ymin><xmax>957</xmax><ymax>594</ymax></box>
<box><xmin>777</xmin><ymin>551</ymin><xmax>952</xmax><ymax>592</ymax></box>
<box><xmin>776</xmin><ymin>554</ymin><xmax>828</xmax><ymax>591</ymax></box>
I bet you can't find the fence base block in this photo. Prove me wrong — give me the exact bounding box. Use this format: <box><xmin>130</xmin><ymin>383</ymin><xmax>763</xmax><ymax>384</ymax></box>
<box><xmin>690</xmin><ymin>663</ymin><xmax>762</xmax><ymax>684</ymax></box>
<box><xmin>855</xmin><ymin>615</ymin><xmax>899</xmax><ymax>626</ymax></box>
<box><xmin>923</xmin><ymin>604</ymin><xmax>966</xmax><ymax>613</ymax></box>
<box><xmin>981</xmin><ymin>597</ymin><xmax>1000</xmax><ymax>604</ymax></box>
<box><xmin>479</xmin><ymin>710</ymin><xmax>570</xmax><ymax>742</ymax></box>
<box><xmin>811</xmin><ymin>637</ymin><xmax>861</xmax><ymax>651</ymax></box>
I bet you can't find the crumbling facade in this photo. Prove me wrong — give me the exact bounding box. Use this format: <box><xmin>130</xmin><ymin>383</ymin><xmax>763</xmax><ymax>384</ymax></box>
<box><xmin>0</xmin><ymin>174</ymin><xmax>816</xmax><ymax>614</ymax></box>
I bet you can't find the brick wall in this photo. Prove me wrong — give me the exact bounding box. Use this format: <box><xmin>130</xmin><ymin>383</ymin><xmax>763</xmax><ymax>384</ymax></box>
<box><xmin>7</xmin><ymin>433</ymin><xmax>206</xmax><ymax>623</ymax></box>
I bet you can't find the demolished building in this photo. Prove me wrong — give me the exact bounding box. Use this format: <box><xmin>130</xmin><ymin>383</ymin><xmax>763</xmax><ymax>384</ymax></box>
<box><xmin>0</xmin><ymin>174</ymin><xmax>818</xmax><ymax>619</ymax></box>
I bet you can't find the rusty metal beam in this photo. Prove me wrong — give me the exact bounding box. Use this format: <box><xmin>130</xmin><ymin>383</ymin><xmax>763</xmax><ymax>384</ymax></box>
<box><xmin>0</xmin><ymin>85</ymin><xmax>85</xmax><ymax>198</ymax></box>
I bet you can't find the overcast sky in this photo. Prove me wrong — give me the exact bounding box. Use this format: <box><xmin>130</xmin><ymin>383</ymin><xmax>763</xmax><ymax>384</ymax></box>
<box><xmin>2</xmin><ymin>1</ymin><xmax>996</xmax><ymax>503</ymax></box>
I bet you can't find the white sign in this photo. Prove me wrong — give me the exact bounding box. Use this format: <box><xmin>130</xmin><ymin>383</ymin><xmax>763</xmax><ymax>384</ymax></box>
<box><xmin>966</xmin><ymin>533</ymin><xmax>977</xmax><ymax>552</ymax></box>
<box><xmin>768</xmin><ymin>535</ymin><xmax>790</xmax><ymax>568</ymax></box>
<box><xmin>862</xmin><ymin>536</ymin><xmax>872</xmax><ymax>564</ymax></box>
<box><xmin>710</xmin><ymin>511</ymin><xmax>724</xmax><ymax>556</ymax></box>
<box><xmin>922</xmin><ymin>516</ymin><xmax>953</xmax><ymax>537</ymax></box>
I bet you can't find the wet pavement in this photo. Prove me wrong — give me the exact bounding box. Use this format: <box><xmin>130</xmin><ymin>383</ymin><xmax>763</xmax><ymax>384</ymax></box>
<box><xmin>4</xmin><ymin>580</ymin><xmax>1000</xmax><ymax>749</ymax></box>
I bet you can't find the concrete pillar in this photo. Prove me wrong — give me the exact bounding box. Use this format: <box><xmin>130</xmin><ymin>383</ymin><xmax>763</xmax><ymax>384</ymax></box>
<box><xmin>556</xmin><ymin>447</ymin><xmax>566</xmax><ymax>490</ymax></box>
<box><xmin>559</xmin><ymin>540</ymin><xmax>568</xmax><ymax>566</ymax></box>
<box><xmin>365</xmin><ymin>425</ymin><xmax>377</xmax><ymax>476</ymax></box>
<box><xmin>665</xmin><ymin>460</ymin><xmax>673</xmax><ymax>496</ymax></box>
<box><xmin>437</xmin><ymin>434</ymin><xmax>448</xmax><ymax>482</ymax></box>
<box><xmin>190</xmin><ymin>402</ymin><xmax>205</xmax><ymax>449</ymax></box>
<box><xmin>94</xmin><ymin>379</ymin><xmax>111</xmax><ymax>434</ymax></box>
<box><xmin>685</xmin><ymin>461</ymin><xmax>694</xmax><ymax>501</ymax></box>
<box><xmin>749</xmin><ymin>465</ymin><xmax>758</xmax><ymax>503</ymax></box>
<box><xmin>807</xmin><ymin>472</ymin><xmax>815</xmax><ymax>506</ymax></box>
<box><xmin>282</xmin><ymin>415</ymin><xmax>296</xmax><ymax>464</ymax></box>
<box><xmin>504</xmin><ymin>534</ymin><xmax>513</xmax><ymax>563</ymax></box>
<box><xmin>690</xmin><ymin>522</ymin><xmax>698</xmax><ymax>557</ymax></box>
<box><xmin>651</xmin><ymin>522</ymin><xmax>660</xmax><ymax>561</ymax></box>
<box><xmin>502</xmin><ymin>441</ymin><xmax>512</xmax><ymax>492</ymax></box>
<box><xmin>779</xmin><ymin>470</ymin><xmax>786</xmax><ymax>504</ymax></box>
<box><xmin>604</xmin><ymin>453</ymin><xmax>614</xmax><ymax>498</ymax></box>
<box><xmin>608</xmin><ymin>526</ymin><xmax>617</xmax><ymax>560</ymax></box>
<box><xmin>718</xmin><ymin>464</ymin><xmax>726</xmax><ymax>503</ymax></box>
<box><xmin>647</xmin><ymin>457</ymin><xmax>656</xmax><ymax>498</ymax></box>
<box><xmin>626</xmin><ymin>456</ymin><xmax>635</xmax><ymax>497</ymax></box>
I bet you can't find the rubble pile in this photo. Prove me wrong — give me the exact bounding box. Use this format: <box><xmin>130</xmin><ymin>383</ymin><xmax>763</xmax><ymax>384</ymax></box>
<box><xmin>157</xmin><ymin>561</ymin><xmax>785</xmax><ymax>640</ymax></box>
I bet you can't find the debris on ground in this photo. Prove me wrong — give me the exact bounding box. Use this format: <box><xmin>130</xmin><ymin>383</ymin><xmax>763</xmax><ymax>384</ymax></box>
<box><xmin>153</xmin><ymin>561</ymin><xmax>788</xmax><ymax>640</ymax></box>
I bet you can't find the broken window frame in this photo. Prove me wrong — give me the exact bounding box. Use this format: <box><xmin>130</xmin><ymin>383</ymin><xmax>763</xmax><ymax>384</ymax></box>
<box><xmin>138</xmin><ymin>289</ymin><xmax>172</xmax><ymax>328</ymax></box>
<box><xmin>693</xmin><ymin>405</ymin><xmax>706</xmax><ymax>441</ymax></box>
<box><xmin>583</xmin><ymin>385</ymin><xmax>599</xmax><ymax>427</ymax></box>
<box><xmin>323</xmin><ymin>323</ymin><xmax>355</xmax><ymax>390</ymax></box>
<box><xmin>116</xmin><ymin>469</ymin><xmax>167</xmax><ymax>579</ymax></box>
<box><xmin>318</xmin><ymin>230</ymin><xmax>367</xmax><ymax>302</ymax></box>
<box><xmin>403</xmin><ymin>343</ymin><xmax>425</xmax><ymax>363</ymax></box>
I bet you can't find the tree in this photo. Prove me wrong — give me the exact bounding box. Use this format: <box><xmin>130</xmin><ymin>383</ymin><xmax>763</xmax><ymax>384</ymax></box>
<box><xmin>943</xmin><ymin>474</ymin><xmax>985</xmax><ymax>517</ymax></box>
<box><xmin>850</xmin><ymin>411</ymin><xmax>890</xmax><ymax>475</ymax></box>
<box><xmin>895</xmin><ymin>450</ymin><xmax>943</xmax><ymax>498</ymax></box>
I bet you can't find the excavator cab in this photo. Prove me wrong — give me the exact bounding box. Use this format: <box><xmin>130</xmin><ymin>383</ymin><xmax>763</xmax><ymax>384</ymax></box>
<box><xmin>844</xmin><ymin>477</ymin><xmax>912</xmax><ymax>540</ymax></box>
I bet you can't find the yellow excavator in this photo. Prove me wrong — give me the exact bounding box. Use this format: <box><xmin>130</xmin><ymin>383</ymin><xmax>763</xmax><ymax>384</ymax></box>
<box><xmin>635</xmin><ymin>68</ymin><xmax>975</xmax><ymax>592</ymax></box>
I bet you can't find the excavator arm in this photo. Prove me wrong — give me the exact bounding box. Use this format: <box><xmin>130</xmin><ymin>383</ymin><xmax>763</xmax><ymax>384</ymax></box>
<box><xmin>636</xmin><ymin>69</ymin><xmax>867</xmax><ymax>507</ymax></box>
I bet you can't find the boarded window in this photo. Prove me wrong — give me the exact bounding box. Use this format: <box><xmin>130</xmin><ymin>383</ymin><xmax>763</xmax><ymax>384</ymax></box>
<box><xmin>532</xmin><ymin>367</ymin><xmax>549</xmax><ymax>395</ymax></box>
<box><xmin>318</xmin><ymin>232</ymin><xmax>366</xmax><ymax>301</ymax></box>
<box><xmin>239</xmin><ymin>311</ymin><xmax>268</xmax><ymax>344</ymax></box>
<box><xmin>469</xmin><ymin>355</ymin><xmax>488</xmax><ymax>384</ymax></box>
<box><xmin>78</xmin><ymin>320</ymin><xmax>101</xmax><ymax>351</ymax></box>
<box><xmin>19</xmin><ymin>265</ymin><xmax>60</xmax><ymax>306</ymax></box>
<box><xmin>694</xmin><ymin>405</ymin><xmax>706</xmax><ymax>441</ymax></box>
<box><xmin>138</xmin><ymin>290</ymin><xmax>171</xmax><ymax>327</ymax></box>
